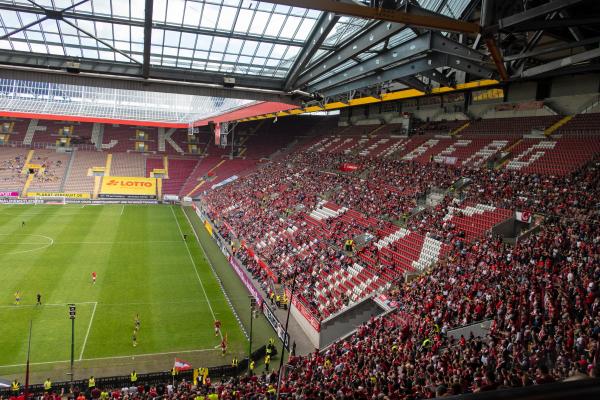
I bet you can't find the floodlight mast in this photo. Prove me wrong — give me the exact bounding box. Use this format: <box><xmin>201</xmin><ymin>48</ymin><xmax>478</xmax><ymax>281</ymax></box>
<box><xmin>68</xmin><ymin>304</ymin><xmax>76</xmax><ymax>382</ymax></box>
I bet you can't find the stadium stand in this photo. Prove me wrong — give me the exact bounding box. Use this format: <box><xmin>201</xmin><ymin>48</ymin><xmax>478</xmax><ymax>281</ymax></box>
<box><xmin>0</xmin><ymin>147</ymin><xmax>28</xmax><ymax>191</ymax></box>
<box><xmin>2</xmin><ymin>1</ymin><xmax>600</xmax><ymax>397</ymax></box>
<box><xmin>110</xmin><ymin>152</ymin><xmax>146</xmax><ymax>177</ymax></box>
<box><xmin>459</xmin><ymin>116</ymin><xmax>562</xmax><ymax>136</ymax></box>
<box><xmin>147</xmin><ymin>157</ymin><xmax>198</xmax><ymax>196</ymax></box>
<box><xmin>26</xmin><ymin>149</ymin><xmax>69</xmax><ymax>192</ymax></box>
<box><xmin>63</xmin><ymin>151</ymin><xmax>107</xmax><ymax>194</ymax></box>
<box><xmin>555</xmin><ymin>112</ymin><xmax>600</xmax><ymax>136</ymax></box>
<box><xmin>196</xmin><ymin>146</ymin><xmax>600</xmax><ymax>397</ymax></box>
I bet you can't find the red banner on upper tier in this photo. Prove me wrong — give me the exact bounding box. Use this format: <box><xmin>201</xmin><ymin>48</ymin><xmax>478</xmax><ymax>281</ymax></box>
<box><xmin>339</xmin><ymin>163</ymin><xmax>360</xmax><ymax>172</ymax></box>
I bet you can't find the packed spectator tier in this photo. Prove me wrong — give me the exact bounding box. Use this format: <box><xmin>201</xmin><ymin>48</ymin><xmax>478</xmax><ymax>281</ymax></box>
<box><xmin>0</xmin><ymin>113</ymin><xmax>599</xmax><ymax>398</ymax></box>
<box><xmin>202</xmin><ymin>148</ymin><xmax>542</xmax><ymax>320</ymax></box>
<box><xmin>199</xmin><ymin>148</ymin><xmax>600</xmax><ymax>398</ymax></box>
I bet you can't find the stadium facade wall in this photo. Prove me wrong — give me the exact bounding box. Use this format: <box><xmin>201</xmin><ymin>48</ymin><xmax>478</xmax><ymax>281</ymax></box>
<box><xmin>551</xmin><ymin>73</ymin><xmax>600</xmax><ymax>98</ymax></box>
<box><xmin>288</xmin><ymin>299</ymin><xmax>320</xmax><ymax>348</ymax></box>
<box><xmin>506</xmin><ymin>81</ymin><xmax>538</xmax><ymax>102</ymax></box>
<box><xmin>337</xmin><ymin>73</ymin><xmax>600</xmax><ymax>125</ymax></box>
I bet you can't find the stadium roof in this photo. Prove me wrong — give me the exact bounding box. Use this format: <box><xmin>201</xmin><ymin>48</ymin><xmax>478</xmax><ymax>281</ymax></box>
<box><xmin>0</xmin><ymin>0</ymin><xmax>472</xmax><ymax>79</ymax></box>
<box><xmin>0</xmin><ymin>1</ymin><xmax>598</xmax><ymax>125</ymax></box>
<box><xmin>0</xmin><ymin>78</ymin><xmax>255</xmax><ymax>124</ymax></box>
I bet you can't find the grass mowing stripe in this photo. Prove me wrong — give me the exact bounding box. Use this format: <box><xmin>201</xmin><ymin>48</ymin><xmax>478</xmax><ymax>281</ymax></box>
<box><xmin>79</xmin><ymin>301</ymin><xmax>98</xmax><ymax>360</ymax></box>
<box><xmin>182</xmin><ymin>206</ymin><xmax>276</xmax><ymax>354</ymax></box>
<box><xmin>50</xmin><ymin>240</ymin><xmax>182</xmax><ymax>244</ymax></box>
<box><xmin>169</xmin><ymin>206</ymin><xmax>219</xmax><ymax>335</ymax></box>
<box><xmin>0</xmin><ymin>206</ymin><xmax>61</xmax><ymax>258</ymax></box>
<box><xmin>0</xmin><ymin>301</ymin><xmax>97</xmax><ymax>309</ymax></box>
<box><xmin>0</xmin><ymin>205</ymin><xmax>247</xmax><ymax>381</ymax></box>
<box><xmin>0</xmin><ymin>347</ymin><xmax>216</xmax><ymax>368</ymax></box>
<box><xmin>181</xmin><ymin>206</ymin><xmax>249</xmax><ymax>340</ymax></box>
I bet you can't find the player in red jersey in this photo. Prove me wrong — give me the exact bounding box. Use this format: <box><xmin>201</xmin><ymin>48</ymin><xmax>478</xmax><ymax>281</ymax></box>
<box><xmin>214</xmin><ymin>320</ymin><xmax>221</xmax><ymax>337</ymax></box>
<box><xmin>220</xmin><ymin>333</ymin><xmax>228</xmax><ymax>356</ymax></box>
<box><xmin>92</xmin><ymin>271</ymin><xmax>97</xmax><ymax>285</ymax></box>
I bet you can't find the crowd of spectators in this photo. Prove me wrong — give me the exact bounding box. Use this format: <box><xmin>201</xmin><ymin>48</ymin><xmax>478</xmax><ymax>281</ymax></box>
<box><xmin>0</xmin><ymin>153</ymin><xmax>26</xmax><ymax>184</ymax></box>
<box><xmin>30</xmin><ymin>155</ymin><xmax>63</xmax><ymax>184</ymax></box>
<box><xmin>203</xmin><ymin>147</ymin><xmax>600</xmax><ymax>318</ymax></box>
<box><xmin>29</xmin><ymin>213</ymin><xmax>599</xmax><ymax>399</ymax></box>
<box><xmin>195</xmin><ymin>140</ymin><xmax>600</xmax><ymax>398</ymax></box>
<box><xmin>5</xmin><ymin>135</ymin><xmax>596</xmax><ymax>399</ymax></box>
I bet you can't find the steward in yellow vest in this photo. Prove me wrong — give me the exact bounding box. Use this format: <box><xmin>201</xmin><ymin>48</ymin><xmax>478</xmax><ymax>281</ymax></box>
<box><xmin>44</xmin><ymin>378</ymin><xmax>52</xmax><ymax>392</ymax></box>
<box><xmin>88</xmin><ymin>376</ymin><xmax>96</xmax><ymax>388</ymax></box>
<box><xmin>130</xmin><ymin>371</ymin><xmax>138</xmax><ymax>383</ymax></box>
<box><xmin>11</xmin><ymin>380</ymin><xmax>20</xmax><ymax>394</ymax></box>
<box><xmin>344</xmin><ymin>239</ymin><xmax>354</xmax><ymax>252</ymax></box>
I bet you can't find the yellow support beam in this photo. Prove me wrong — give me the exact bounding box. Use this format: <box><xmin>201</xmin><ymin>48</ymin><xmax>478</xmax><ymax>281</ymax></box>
<box><xmin>186</xmin><ymin>180</ymin><xmax>205</xmax><ymax>198</ymax></box>
<box><xmin>450</xmin><ymin>122</ymin><xmax>470</xmax><ymax>136</ymax></box>
<box><xmin>324</xmin><ymin>101</ymin><xmax>348</xmax><ymax>110</ymax></box>
<box><xmin>156</xmin><ymin>178</ymin><xmax>162</xmax><ymax>200</ymax></box>
<box><xmin>348</xmin><ymin>96</ymin><xmax>381</xmax><ymax>106</ymax></box>
<box><xmin>105</xmin><ymin>154</ymin><xmax>112</xmax><ymax>177</ymax></box>
<box><xmin>21</xmin><ymin>150</ymin><xmax>34</xmax><ymax>174</ymax></box>
<box><xmin>21</xmin><ymin>173</ymin><xmax>34</xmax><ymax>197</ymax></box>
<box><xmin>232</xmin><ymin>79</ymin><xmax>500</xmax><ymax>124</ymax></box>
<box><xmin>544</xmin><ymin>115</ymin><xmax>573</xmax><ymax>136</ymax></box>
<box><xmin>186</xmin><ymin>159</ymin><xmax>226</xmax><ymax>197</ymax></box>
<box><xmin>304</xmin><ymin>105</ymin><xmax>323</xmax><ymax>113</ymax></box>
<box><xmin>92</xmin><ymin>176</ymin><xmax>102</xmax><ymax>199</ymax></box>
<box><xmin>162</xmin><ymin>155</ymin><xmax>169</xmax><ymax>178</ymax></box>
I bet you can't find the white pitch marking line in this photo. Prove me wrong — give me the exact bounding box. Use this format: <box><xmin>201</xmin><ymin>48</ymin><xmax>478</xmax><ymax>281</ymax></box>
<box><xmin>170</xmin><ymin>206</ymin><xmax>221</xmax><ymax>339</ymax></box>
<box><xmin>182</xmin><ymin>207</ymin><xmax>249</xmax><ymax>341</ymax></box>
<box><xmin>51</xmin><ymin>240</ymin><xmax>181</xmax><ymax>245</ymax></box>
<box><xmin>0</xmin><ymin>348</ymin><xmax>215</xmax><ymax>368</ymax></box>
<box><xmin>120</xmin><ymin>204</ymin><xmax>125</xmax><ymax>216</ymax></box>
<box><xmin>0</xmin><ymin>233</ymin><xmax>54</xmax><ymax>256</ymax></box>
<box><xmin>0</xmin><ymin>301</ymin><xmax>97</xmax><ymax>309</ymax></box>
<box><xmin>79</xmin><ymin>301</ymin><xmax>98</xmax><ymax>360</ymax></box>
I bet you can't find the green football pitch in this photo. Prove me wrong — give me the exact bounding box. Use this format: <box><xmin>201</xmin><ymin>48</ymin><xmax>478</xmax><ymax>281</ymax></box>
<box><xmin>0</xmin><ymin>204</ymin><xmax>248</xmax><ymax>380</ymax></box>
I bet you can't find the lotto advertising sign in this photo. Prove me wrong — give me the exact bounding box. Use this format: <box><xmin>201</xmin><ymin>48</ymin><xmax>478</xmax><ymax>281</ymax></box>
<box><xmin>100</xmin><ymin>176</ymin><xmax>157</xmax><ymax>199</ymax></box>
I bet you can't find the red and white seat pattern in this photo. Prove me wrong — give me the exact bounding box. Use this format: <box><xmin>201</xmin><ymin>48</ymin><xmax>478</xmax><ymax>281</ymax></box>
<box><xmin>506</xmin><ymin>141</ymin><xmax>556</xmax><ymax>171</ymax></box>
<box><xmin>442</xmin><ymin>203</ymin><xmax>513</xmax><ymax>242</ymax></box>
